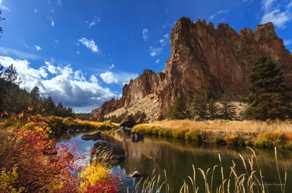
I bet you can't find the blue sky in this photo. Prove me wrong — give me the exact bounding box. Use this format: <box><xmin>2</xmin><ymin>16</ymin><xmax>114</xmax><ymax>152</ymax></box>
<box><xmin>0</xmin><ymin>0</ymin><xmax>291</xmax><ymax>112</ymax></box>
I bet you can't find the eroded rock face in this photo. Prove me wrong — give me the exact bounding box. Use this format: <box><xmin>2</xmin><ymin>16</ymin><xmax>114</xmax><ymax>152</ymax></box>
<box><xmin>92</xmin><ymin>17</ymin><xmax>292</xmax><ymax>120</ymax></box>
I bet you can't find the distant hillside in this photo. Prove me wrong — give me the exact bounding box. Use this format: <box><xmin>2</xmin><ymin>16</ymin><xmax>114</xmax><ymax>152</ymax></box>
<box><xmin>92</xmin><ymin>17</ymin><xmax>292</xmax><ymax>121</ymax></box>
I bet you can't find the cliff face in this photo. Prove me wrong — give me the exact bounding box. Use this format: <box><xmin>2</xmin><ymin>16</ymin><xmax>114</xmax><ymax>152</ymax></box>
<box><xmin>92</xmin><ymin>17</ymin><xmax>292</xmax><ymax>120</ymax></box>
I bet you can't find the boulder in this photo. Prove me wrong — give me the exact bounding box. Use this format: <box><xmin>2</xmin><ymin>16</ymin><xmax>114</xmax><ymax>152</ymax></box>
<box><xmin>91</xmin><ymin>140</ymin><xmax>125</xmax><ymax>165</ymax></box>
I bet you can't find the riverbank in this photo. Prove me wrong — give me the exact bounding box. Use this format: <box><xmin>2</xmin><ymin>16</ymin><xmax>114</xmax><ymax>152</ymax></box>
<box><xmin>132</xmin><ymin>120</ymin><xmax>292</xmax><ymax>149</ymax></box>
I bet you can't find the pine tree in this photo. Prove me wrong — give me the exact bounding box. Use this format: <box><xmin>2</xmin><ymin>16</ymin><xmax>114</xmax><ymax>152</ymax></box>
<box><xmin>207</xmin><ymin>99</ymin><xmax>220</xmax><ymax>120</ymax></box>
<box><xmin>189</xmin><ymin>95</ymin><xmax>208</xmax><ymax>120</ymax></box>
<box><xmin>245</xmin><ymin>57</ymin><xmax>291</xmax><ymax>120</ymax></box>
<box><xmin>220</xmin><ymin>101</ymin><xmax>236</xmax><ymax>120</ymax></box>
<box><xmin>167</xmin><ymin>96</ymin><xmax>188</xmax><ymax>119</ymax></box>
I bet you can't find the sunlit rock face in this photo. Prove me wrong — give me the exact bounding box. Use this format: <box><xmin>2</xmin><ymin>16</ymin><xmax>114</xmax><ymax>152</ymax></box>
<box><xmin>92</xmin><ymin>17</ymin><xmax>292</xmax><ymax>121</ymax></box>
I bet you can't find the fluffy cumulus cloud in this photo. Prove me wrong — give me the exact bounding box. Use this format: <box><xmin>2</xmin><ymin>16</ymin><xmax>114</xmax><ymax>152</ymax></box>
<box><xmin>0</xmin><ymin>56</ymin><xmax>116</xmax><ymax>113</ymax></box>
<box><xmin>78</xmin><ymin>38</ymin><xmax>99</xmax><ymax>53</ymax></box>
<box><xmin>99</xmin><ymin>71</ymin><xmax>138</xmax><ymax>85</ymax></box>
<box><xmin>261</xmin><ymin>0</ymin><xmax>292</xmax><ymax>28</ymax></box>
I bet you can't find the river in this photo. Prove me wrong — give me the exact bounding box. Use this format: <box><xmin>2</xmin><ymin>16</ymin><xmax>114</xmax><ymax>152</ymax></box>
<box><xmin>57</xmin><ymin>131</ymin><xmax>292</xmax><ymax>193</ymax></box>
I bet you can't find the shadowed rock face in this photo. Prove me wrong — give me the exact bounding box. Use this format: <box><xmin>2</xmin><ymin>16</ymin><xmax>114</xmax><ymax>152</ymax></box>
<box><xmin>92</xmin><ymin>17</ymin><xmax>292</xmax><ymax>120</ymax></box>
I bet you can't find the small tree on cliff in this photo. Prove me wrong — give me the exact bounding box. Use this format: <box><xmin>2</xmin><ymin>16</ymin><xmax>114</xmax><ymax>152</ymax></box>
<box><xmin>167</xmin><ymin>96</ymin><xmax>189</xmax><ymax>119</ymax></box>
<box><xmin>245</xmin><ymin>57</ymin><xmax>291</xmax><ymax>120</ymax></box>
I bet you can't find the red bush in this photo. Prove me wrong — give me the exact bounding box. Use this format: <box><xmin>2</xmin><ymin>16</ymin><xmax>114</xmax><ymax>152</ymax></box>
<box><xmin>84</xmin><ymin>179</ymin><xmax>119</xmax><ymax>193</ymax></box>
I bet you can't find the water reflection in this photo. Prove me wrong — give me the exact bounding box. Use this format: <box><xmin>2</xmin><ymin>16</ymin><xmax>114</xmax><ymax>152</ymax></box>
<box><xmin>58</xmin><ymin>132</ymin><xmax>292</xmax><ymax>193</ymax></box>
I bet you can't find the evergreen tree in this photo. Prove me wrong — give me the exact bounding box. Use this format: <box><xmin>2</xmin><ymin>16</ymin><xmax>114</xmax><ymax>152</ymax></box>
<box><xmin>167</xmin><ymin>96</ymin><xmax>189</xmax><ymax>119</ymax></box>
<box><xmin>206</xmin><ymin>99</ymin><xmax>220</xmax><ymax>120</ymax></box>
<box><xmin>43</xmin><ymin>96</ymin><xmax>56</xmax><ymax>115</ymax></box>
<box><xmin>189</xmin><ymin>95</ymin><xmax>208</xmax><ymax>120</ymax></box>
<box><xmin>245</xmin><ymin>57</ymin><xmax>291</xmax><ymax>120</ymax></box>
<box><xmin>220</xmin><ymin>101</ymin><xmax>236</xmax><ymax>120</ymax></box>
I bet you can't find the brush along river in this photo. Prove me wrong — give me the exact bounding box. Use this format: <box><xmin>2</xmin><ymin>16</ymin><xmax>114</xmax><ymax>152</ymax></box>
<box><xmin>57</xmin><ymin>131</ymin><xmax>292</xmax><ymax>193</ymax></box>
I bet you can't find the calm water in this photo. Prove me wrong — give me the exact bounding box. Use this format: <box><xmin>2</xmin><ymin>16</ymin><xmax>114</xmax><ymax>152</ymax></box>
<box><xmin>58</xmin><ymin>132</ymin><xmax>292</xmax><ymax>193</ymax></box>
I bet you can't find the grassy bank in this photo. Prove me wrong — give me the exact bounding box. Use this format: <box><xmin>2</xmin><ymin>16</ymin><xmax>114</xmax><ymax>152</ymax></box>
<box><xmin>133</xmin><ymin>120</ymin><xmax>292</xmax><ymax>149</ymax></box>
<box><xmin>0</xmin><ymin>116</ymin><xmax>289</xmax><ymax>193</ymax></box>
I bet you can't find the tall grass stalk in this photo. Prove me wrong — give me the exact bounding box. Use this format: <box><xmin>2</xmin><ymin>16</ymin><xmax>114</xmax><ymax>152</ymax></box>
<box><xmin>132</xmin><ymin>148</ymin><xmax>286</xmax><ymax>193</ymax></box>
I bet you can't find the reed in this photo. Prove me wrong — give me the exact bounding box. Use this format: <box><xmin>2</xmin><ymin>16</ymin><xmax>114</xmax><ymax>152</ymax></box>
<box><xmin>132</xmin><ymin>148</ymin><xmax>287</xmax><ymax>193</ymax></box>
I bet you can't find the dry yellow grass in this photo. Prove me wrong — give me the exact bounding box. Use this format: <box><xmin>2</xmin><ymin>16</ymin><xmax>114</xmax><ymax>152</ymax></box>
<box><xmin>76</xmin><ymin>119</ymin><xmax>119</xmax><ymax>128</ymax></box>
<box><xmin>133</xmin><ymin>119</ymin><xmax>292</xmax><ymax>148</ymax></box>
<box><xmin>137</xmin><ymin>119</ymin><xmax>292</xmax><ymax>134</ymax></box>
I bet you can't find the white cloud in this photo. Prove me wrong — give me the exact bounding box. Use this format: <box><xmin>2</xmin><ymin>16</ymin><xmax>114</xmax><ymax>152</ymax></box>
<box><xmin>0</xmin><ymin>56</ymin><xmax>116</xmax><ymax>113</ymax></box>
<box><xmin>87</xmin><ymin>16</ymin><xmax>101</xmax><ymax>28</ymax></box>
<box><xmin>78</xmin><ymin>38</ymin><xmax>99</xmax><ymax>53</ymax></box>
<box><xmin>159</xmin><ymin>33</ymin><xmax>169</xmax><ymax>47</ymax></box>
<box><xmin>0</xmin><ymin>0</ymin><xmax>9</xmax><ymax>11</ymax></box>
<box><xmin>90</xmin><ymin>75</ymin><xmax>98</xmax><ymax>83</ymax></box>
<box><xmin>100</xmin><ymin>71</ymin><xmax>117</xmax><ymax>84</ymax></box>
<box><xmin>47</xmin><ymin>16</ymin><xmax>55</xmax><ymax>27</ymax></box>
<box><xmin>109</xmin><ymin>64</ymin><xmax>115</xmax><ymax>70</ymax></box>
<box><xmin>209</xmin><ymin>10</ymin><xmax>228</xmax><ymax>20</ymax></box>
<box><xmin>149</xmin><ymin>46</ymin><xmax>163</xmax><ymax>57</ymax></box>
<box><xmin>100</xmin><ymin>71</ymin><xmax>137</xmax><ymax>85</ymax></box>
<box><xmin>51</xmin><ymin>20</ymin><xmax>55</xmax><ymax>27</ymax></box>
<box><xmin>34</xmin><ymin>45</ymin><xmax>42</xmax><ymax>51</ymax></box>
<box><xmin>261</xmin><ymin>0</ymin><xmax>292</xmax><ymax>28</ymax></box>
<box><xmin>147</xmin><ymin>33</ymin><xmax>169</xmax><ymax>63</ymax></box>
<box><xmin>263</xmin><ymin>0</ymin><xmax>276</xmax><ymax>11</ymax></box>
<box><xmin>0</xmin><ymin>47</ymin><xmax>40</xmax><ymax>60</ymax></box>
<box><xmin>142</xmin><ymin>28</ymin><xmax>149</xmax><ymax>41</ymax></box>
<box><xmin>45</xmin><ymin>60</ymin><xmax>58</xmax><ymax>74</ymax></box>
<box><xmin>261</xmin><ymin>9</ymin><xmax>291</xmax><ymax>28</ymax></box>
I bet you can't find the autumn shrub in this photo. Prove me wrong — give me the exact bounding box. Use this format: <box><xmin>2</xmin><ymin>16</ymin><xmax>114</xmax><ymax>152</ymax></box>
<box><xmin>0</xmin><ymin>123</ymin><xmax>79</xmax><ymax>193</ymax></box>
<box><xmin>79</xmin><ymin>162</ymin><xmax>115</xmax><ymax>192</ymax></box>
<box><xmin>0</xmin><ymin>167</ymin><xmax>24</xmax><ymax>193</ymax></box>
<box><xmin>83</xmin><ymin>179</ymin><xmax>119</xmax><ymax>193</ymax></box>
<box><xmin>255</xmin><ymin>131</ymin><xmax>285</xmax><ymax>148</ymax></box>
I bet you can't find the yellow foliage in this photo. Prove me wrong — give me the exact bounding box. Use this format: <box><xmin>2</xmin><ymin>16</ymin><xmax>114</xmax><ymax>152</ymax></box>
<box><xmin>79</xmin><ymin>162</ymin><xmax>110</xmax><ymax>192</ymax></box>
<box><xmin>0</xmin><ymin>167</ymin><xmax>24</xmax><ymax>193</ymax></box>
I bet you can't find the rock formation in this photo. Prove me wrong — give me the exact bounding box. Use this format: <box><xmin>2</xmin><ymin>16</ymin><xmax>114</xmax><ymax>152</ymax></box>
<box><xmin>92</xmin><ymin>17</ymin><xmax>292</xmax><ymax>121</ymax></box>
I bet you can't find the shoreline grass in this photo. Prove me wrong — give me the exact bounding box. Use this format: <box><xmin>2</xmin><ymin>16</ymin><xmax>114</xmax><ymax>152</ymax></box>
<box><xmin>133</xmin><ymin>148</ymin><xmax>287</xmax><ymax>193</ymax></box>
<box><xmin>132</xmin><ymin>120</ymin><xmax>292</xmax><ymax>149</ymax></box>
